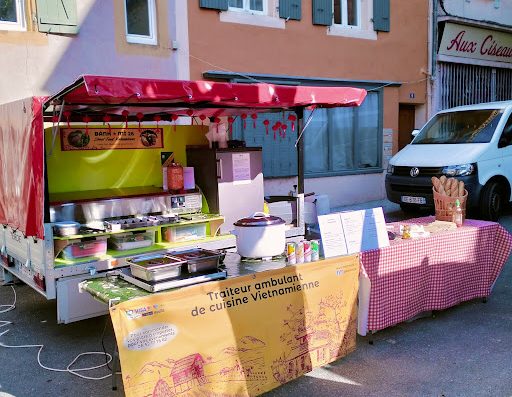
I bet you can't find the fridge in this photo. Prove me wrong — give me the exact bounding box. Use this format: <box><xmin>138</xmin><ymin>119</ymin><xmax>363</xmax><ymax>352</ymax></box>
<box><xmin>186</xmin><ymin>147</ymin><xmax>264</xmax><ymax>234</ymax></box>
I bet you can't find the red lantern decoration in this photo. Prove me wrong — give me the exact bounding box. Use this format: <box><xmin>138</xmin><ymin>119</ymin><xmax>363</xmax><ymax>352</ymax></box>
<box><xmin>83</xmin><ymin>115</ymin><xmax>91</xmax><ymax>135</ymax></box>
<box><xmin>227</xmin><ymin>116</ymin><xmax>235</xmax><ymax>136</ymax></box>
<box><xmin>214</xmin><ymin>117</ymin><xmax>221</xmax><ymax>133</ymax></box>
<box><xmin>288</xmin><ymin>114</ymin><xmax>297</xmax><ymax>132</ymax></box>
<box><xmin>51</xmin><ymin>114</ymin><xmax>59</xmax><ymax>125</ymax></box>
<box><xmin>281</xmin><ymin>123</ymin><xmax>287</xmax><ymax>138</ymax></box>
<box><xmin>153</xmin><ymin>115</ymin><xmax>161</xmax><ymax>130</ymax></box>
<box><xmin>171</xmin><ymin>114</ymin><xmax>179</xmax><ymax>132</ymax></box>
<box><xmin>199</xmin><ymin>114</ymin><xmax>206</xmax><ymax>125</ymax></box>
<box><xmin>136</xmin><ymin>112</ymin><xmax>144</xmax><ymax>132</ymax></box>
<box><xmin>263</xmin><ymin>119</ymin><xmax>270</xmax><ymax>135</ymax></box>
<box><xmin>272</xmin><ymin>124</ymin><xmax>278</xmax><ymax>140</ymax></box>
<box><xmin>122</xmin><ymin>110</ymin><xmax>129</xmax><ymax>128</ymax></box>
<box><xmin>241</xmin><ymin>113</ymin><xmax>248</xmax><ymax>130</ymax></box>
<box><xmin>251</xmin><ymin>113</ymin><xmax>258</xmax><ymax>128</ymax></box>
<box><xmin>186</xmin><ymin>109</ymin><xmax>194</xmax><ymax>125</ymax></box>
<box><xmin>63</xmin><ymin>110</ymin><xmax>71</xmax><ymax>128</ymax></box>
<box><xmin>103</xmin><ymin>115</ymin><xmax>112</xmax><ymax>133</ymax></box>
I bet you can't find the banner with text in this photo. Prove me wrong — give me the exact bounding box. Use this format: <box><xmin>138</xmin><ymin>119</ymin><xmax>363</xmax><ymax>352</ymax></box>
<box><xmin>439</xmin><ymin>22</ymin><xmax>512</xmax><ymax>65</ymax></box>
<box><xmin>61</xmin><ymin>127</ymin><xmax>163</xmax><ymax>151</ymax></box>
<box><xmin>110</xmin><ymin>255</ymin><xmax>359</xmax><ymax>397</ymax></box>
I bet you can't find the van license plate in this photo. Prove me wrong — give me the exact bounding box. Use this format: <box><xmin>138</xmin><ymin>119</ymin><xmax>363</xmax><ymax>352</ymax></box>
<box><xmin>401</xmin><ymin>196</ymin><xmax>426</xmax><ymax>204</ymax></box>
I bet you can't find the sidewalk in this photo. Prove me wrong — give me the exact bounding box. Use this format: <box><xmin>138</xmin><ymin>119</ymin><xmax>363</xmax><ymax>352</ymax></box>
<box><xmin>265</xmin><ymin>203</ymin><xmax>512</xmax><ymax>396</ymax></box>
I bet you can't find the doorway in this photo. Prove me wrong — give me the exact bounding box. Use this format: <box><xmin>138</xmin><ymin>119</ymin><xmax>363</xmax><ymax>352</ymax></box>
<box><xmin>398</xmin><ymin>104</ymin><xmax>416</xmax><ymax>150</ymax></box>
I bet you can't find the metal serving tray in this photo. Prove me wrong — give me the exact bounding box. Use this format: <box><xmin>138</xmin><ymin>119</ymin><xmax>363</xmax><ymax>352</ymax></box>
<box><xmin>170</xmin><ymin>249</ymin><xmax>225</xmax><ymax>273</ymax></box>
<box><xmin>127</xmin><ymin>253</ymin><xmax>186</xmax><ymax>282</ymax></box>
<box><xmin>116</xmin><ymin>267</ymin><xmax>228</xmax><ymax>293</ymax></box>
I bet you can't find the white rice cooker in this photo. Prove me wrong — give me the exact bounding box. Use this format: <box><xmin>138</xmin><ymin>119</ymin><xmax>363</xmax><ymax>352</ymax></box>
<box><xmin>233</xmin><ymin>212</ymin><xmax>286</xmax><ymax>258</ymax></box>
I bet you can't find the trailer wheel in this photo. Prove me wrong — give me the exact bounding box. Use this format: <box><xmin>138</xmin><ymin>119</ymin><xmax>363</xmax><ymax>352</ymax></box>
<box><xmin>480</xmin><ymin>182</ymin><xmax>504</xmax><ymax>221</ymax></box>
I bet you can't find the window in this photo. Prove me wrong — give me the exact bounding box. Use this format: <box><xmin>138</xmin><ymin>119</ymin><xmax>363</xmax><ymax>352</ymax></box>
<box><xmin>125</xmin><ymin>0</ymin><xmax>157</xmax><ymax>45</ymax></box>
<box><xmin>228</xmin><ymin>0</ymin><xmax>266</xmax><ymax>14</ymax></box>
<box><xmin>0</xmin><ymin>0</ymin><xmax>25</xmax><ymax>31</ymax></box>
<box><xmin>333</xmin><ymin>0</ymin><xmax>359</xmax><ymax>27</ymax></box>
<box><xmin>304</xmin><ymin>92</ymin><xmax>381</xmax><ymax>176</ymax></box>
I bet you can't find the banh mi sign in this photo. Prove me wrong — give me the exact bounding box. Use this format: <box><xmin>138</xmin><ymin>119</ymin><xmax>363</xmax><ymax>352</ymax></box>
<box><xmin>61</xmin><ymin>128</ymin><xmax>163</xmax><ymax>151</ymax></box>
<box><xmin>439</xmin><ymin>22</ymin><xmax>512</xmax><ymax>64</ymax></box>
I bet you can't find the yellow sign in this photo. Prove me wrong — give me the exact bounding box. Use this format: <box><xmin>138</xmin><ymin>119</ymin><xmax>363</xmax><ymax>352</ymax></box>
<box><xmin>61</xmin><ymin>128</ymin><xmax>163</xmax><ymax>151</ymax></box>
<box><xmin>110</xmin><ymin>255</ymin><xmax>359</xmax><ymax>397</ymax></box>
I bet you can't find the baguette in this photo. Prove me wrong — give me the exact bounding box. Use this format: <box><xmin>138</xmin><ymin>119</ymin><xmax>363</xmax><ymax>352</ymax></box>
<box><xmin>439</xmin><ymin>175</ymin><xmax>447</xmax><ymax>185</ymax></box>
<box><xmin>458</xmin><ymin>180</ymin><xmax>465</xmax><ymax>197</ymax></box>
<box><xmin>431</xmin><ymin>176</ymin><xmax>441</xmax><ymax>192</ymax></box>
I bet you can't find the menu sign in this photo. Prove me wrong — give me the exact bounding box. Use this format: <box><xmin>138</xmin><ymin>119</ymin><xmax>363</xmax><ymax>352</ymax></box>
<box><xmin>318</xmin><ymin>207</ymin><xmax>389</xmax><ymax>258</ymax></box>
<box><xmin>61</xmin><ymin>128</ymin><xmax>164</xmax><ymax>151</ymax></box>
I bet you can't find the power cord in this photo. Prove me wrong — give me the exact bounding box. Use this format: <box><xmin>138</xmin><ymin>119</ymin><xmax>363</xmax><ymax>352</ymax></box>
<box><xmin>0</xmin><ymin>285</ymin><xmax>115</xmax><ymax>380</ymax></box>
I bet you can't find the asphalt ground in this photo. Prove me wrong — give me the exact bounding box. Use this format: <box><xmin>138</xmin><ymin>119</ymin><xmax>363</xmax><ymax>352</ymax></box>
<box><xmin>0</xmin><ymin>201</ymin><xmax>511</xmax><ymax>397</ymax></box>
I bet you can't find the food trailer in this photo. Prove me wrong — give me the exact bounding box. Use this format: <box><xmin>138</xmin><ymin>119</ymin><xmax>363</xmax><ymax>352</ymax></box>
<box><xmin>0</xmin><ymin>75</ymin><xmax>366</xmax><ymax>323</ymax></box>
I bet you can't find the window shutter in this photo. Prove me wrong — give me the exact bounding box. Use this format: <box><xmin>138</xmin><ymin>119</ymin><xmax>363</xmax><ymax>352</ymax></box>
<box><xmin>199</xmin><ymin>0</ymin><xmax>228</xmax><ymax>11</ymax></box>
<box><xmin>36</xmin><ymin>0</ymin><xmax>78</xmax><ymax>34</ymax></box>
<box><xmin>373</xmin><ymin>0</ymin><xmax>390</xmax><ymax>32</ymax></box>
<box><xmin>279</xmin><ymin>0</ymin><xmax>301</xmax><ymax>21</ymax></box>
<box><xmin>312</xmin><ymin>0</ymin><xmax>332</xmax><ymax>26</ymax></box>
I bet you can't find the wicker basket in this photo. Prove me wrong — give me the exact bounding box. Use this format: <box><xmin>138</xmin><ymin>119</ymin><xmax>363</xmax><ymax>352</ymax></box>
<box><xmin>432</xmin><ymin>188</ymin><xmax>468</xmax><ymax>222</ymax></box>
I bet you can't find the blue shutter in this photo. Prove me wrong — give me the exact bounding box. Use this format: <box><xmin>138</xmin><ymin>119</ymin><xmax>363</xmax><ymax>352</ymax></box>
<box><xmin>279</xmin><ymin>0</ymin><xmax>302</xmax><ymax>21</ymax></box>
<box><xmin>36</xmin><ymin>0</ymin><xmax>78</xmax><ymax>34</ymax></box>
<box><xmin>199</xmin><ymin>0</ymin><xmax>229</xmax><ymax>11</ymax></box>
<box><xmin>373</xmin><ymin>0</ymin><xmax>390</xmax><ymax>32</ymax></box>
<box><xmin>232</xmin><ymin>112</ymin><xmax>297</xmax><ymax>177</ymax></box>
<box><xmin>312</xmin><ymin>0</ymin><xmax>332</xmax><ymax>26</ymax></box>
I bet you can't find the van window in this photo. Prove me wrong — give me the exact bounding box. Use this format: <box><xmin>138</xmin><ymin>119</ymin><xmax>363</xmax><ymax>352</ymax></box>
<box><xmin>498</xmin><ymin>115</ymin><xmax>512</xmax><ymax>148</ymax></box>
<box><xmin>413</xmin><ymin>109</ymin><xmax>503</xmax><ymax>144</ymax></box>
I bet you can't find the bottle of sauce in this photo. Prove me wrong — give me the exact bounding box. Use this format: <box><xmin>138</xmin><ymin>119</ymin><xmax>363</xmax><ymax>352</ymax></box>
<box><xmin>167</xmin><ymin>162</ymin><xmax>184</xmax><ymax>191</ymax></box>
<box><xmin>453</xmin><ymin>199</ymin><xmax>463</xmax><ymax>227</ymax></box>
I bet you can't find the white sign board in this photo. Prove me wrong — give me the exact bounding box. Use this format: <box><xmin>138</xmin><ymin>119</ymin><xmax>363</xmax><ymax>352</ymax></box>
<box><xmin>439</xmin><ymin>22</ymin><xmax>512</xmax><ymax>65</ymax></box>
<box><xmin>318</xmin><ymin>207</ymin><xmax>390</xmax><ymax>258</ymax></box>
<box><xmin>232</xmin><ymin>152</ymin><xmax>251</xmax><ymax>184</ymax></box>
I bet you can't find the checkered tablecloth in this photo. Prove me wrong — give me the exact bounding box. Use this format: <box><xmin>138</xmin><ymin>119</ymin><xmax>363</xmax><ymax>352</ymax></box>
<box><xmin>359</xmin><ymin>216</ymin><xmax>512</xmax><ymax>333</ymax></box>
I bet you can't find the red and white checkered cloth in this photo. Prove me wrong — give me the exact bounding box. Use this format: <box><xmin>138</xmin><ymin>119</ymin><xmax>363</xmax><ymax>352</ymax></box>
<box><xmin>360</xmin><ymin>216</ymin><xmax>512</xmax><ymax>333</ymax></box>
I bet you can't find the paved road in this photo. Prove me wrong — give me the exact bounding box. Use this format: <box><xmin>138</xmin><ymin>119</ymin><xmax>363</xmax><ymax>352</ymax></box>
<box><xmin>0</xmin><ymin>201</ymin><xmax>511</xmax><ymax>397</ymax></box>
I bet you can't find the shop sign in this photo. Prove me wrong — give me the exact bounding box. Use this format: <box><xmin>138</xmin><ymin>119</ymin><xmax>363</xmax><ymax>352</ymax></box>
<box><xmin>110</xmin><ymin>255</ymin><xmax>359</xmax><ymax>397</ymax></box>
<box><xmin>439</xmin><ymin>22</ymin><xmax>512</xmax><ymax>64</ymax></box>
<box><xmin>60</xmin><ymin>127</ymin><xmax>163</xmax><ymax>151</ymax></box>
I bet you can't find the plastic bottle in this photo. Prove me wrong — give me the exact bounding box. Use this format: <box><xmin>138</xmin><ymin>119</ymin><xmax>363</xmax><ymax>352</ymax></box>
<box><xmin>167</xmin><ymin>162</ymin><xmax>184</xmax><ymax>191</ymax></box>
<box><xmin>453</xmin><ymin>199</ymin><xmax>463</xmax><ymax>227</ymax></box>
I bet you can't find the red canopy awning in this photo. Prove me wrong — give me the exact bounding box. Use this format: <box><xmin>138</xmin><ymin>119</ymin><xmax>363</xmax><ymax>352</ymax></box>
<box><xmin>44</xmin><ymin>75</ymin><xmax>367</xmax><ymax>121</ymax></box>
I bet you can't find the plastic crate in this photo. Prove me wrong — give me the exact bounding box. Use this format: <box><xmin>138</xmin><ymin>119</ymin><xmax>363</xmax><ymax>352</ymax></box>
<box><xmin>61</xmin><ymin>239</ymin><xmax>107</xmax><ymax>260</ymax></box>
<box><xmin>110</xmin><ymin>231</ymin><xmax>155</xmax><ymax>251</ymax></box>
<box><xmin>163</xmin><ymin>223</ymin><xmax>207</xmax><ymax>242</ymax></box>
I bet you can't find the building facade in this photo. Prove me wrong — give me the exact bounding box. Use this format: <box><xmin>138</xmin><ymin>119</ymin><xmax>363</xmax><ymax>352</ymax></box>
<box><xmin>0</xmin><ymin>0</ymin><xmax>188</xmax><ymax>103</ymax></box>
<box><xmin>188</xmin><ymin>0</ymin><xmax>429</xmax><ymax>207</ymax></box>
<box><xmin>1</xmin><ymin>0</ymin><xmax>430</xmax><ymax>208</ymax></box>
<box><xmin>432</xmin><ymin>0</ymin><xmax>512</xmax><ymax>113</ymax></box>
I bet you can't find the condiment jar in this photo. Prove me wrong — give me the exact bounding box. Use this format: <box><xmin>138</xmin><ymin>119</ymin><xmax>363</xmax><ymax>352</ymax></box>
<box><xmin>167</xmin><ymin>162</ymin><xmax>184</xmax><ymax>191</ymax></box>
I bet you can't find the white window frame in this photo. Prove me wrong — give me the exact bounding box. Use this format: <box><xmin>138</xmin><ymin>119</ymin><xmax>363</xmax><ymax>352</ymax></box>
<box><xmin>228</xmin><ymin>0</ymin><xmax>267</xmax><ymax>16</ymax></box>
<box><xmin>327</xmin><ymin>0</ymin><xmax>376</xmax><ymax>41</ymax></box>
<box><xmin>332</xmin><ymin>0</ymin><xmax>361</xmax><ymax>28</ymax></box>
<box><xmin>0</xmin><ymin>0</ymin><xmax>26</xmax><ymax>31</ymax></box>
<box><xmin>125</xmin><ymin>0</ymin><xmax>157</xmax><ymax>46</ymax></box>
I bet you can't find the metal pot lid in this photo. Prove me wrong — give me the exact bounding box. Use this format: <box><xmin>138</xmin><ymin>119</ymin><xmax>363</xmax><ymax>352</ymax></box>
<box><xmin>234</xmin><ymin>212</ymin><xmax>285</xmax><ymax>227</ymax></box>
<box><xmin>54</xmin><ymin>221</ymin><xmax>80</xmax><ymax>228</ymax></box>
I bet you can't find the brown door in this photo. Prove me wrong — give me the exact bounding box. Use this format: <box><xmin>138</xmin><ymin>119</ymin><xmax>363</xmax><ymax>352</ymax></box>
<box><xmin>398</xmin><ymin>105</ymin><xmax>416</xmax><ymax>150</ymax></box>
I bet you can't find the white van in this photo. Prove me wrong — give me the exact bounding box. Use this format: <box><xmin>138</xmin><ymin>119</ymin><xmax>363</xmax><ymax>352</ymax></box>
<box><xmin>386</xmin><ymin>100</ymin><xmax>512</xmax><ymax>221</ymax></box>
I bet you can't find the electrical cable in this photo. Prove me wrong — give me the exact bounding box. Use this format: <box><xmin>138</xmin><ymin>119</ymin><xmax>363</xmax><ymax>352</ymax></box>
<box><xmin>0</xmin><ymin>285</ymin><xmax>115</xmax><ymax>381</ymax></box>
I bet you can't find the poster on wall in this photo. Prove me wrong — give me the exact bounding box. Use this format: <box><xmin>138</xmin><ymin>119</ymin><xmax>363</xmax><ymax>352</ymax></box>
<box><xmin>110</xmin><ymin>255</ymin><xmax>359</xmax><ymax>397</ymax></box>
<box><xmin>60</xmin><ymin>128</ymin><xmax>164</xmax><ymax>151</ymax></box>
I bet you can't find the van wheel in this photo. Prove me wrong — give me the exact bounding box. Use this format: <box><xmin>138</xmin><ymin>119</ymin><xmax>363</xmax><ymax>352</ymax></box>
<box><xmin>480</xmin><ymin>182</ymin><xmax>503</xmax><ymax>221</ymax></box>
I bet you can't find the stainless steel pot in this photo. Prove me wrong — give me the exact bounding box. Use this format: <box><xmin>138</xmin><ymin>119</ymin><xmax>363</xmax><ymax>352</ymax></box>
<box><xmin>233</xmin><ymin>212</ymin><xmax>286</xmax><ymax>258</ymax></box>
<box><xmin>53</xmin><ymin>221</ymin><xmax>80</xmax><ymax>237</ymax></box>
